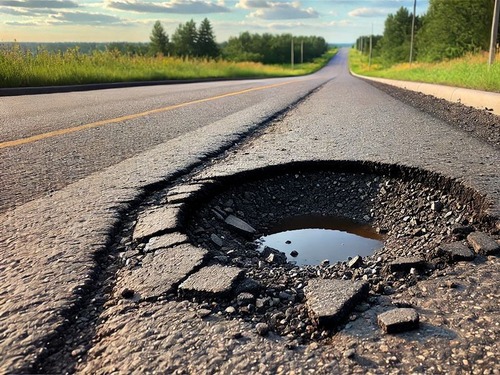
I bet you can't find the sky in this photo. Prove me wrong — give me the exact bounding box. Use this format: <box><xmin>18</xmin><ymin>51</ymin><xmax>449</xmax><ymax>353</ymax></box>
<box><xmin>0</xmin><ymin>0</ymin><xmax>429</xmax><ymax>44</ymax></box>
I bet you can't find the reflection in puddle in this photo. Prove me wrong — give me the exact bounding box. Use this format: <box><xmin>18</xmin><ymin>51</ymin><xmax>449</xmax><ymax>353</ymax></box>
<box><xmin>255</xmin><ymin>215</ymin><xmax>384</xmax><ymax>266</ymax></box>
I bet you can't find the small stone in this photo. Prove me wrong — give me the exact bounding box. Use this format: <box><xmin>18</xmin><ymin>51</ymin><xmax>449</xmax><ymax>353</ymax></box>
<box><xmin>279</xmin><ymin>291</ymin><xmax>292</xmax><ymax>301</ymax></box>
<box><xmin>255</xmin><ymin>298</ymin><xmax>267</xmax><ymax>309</ymax></box>
<box><xmin>387</xmin><ymin>257</ymin><xmax>426</xmax><ymax>273</ymax></box>
<box><xmin>197</xmin><ymin>309</ymin><xmax>211</xmax><ymax>318</ymax></box>
<box><xmin>321</xmin><ymin>259</ymin><xmax>330</xmax><ymax>266</ymax></box>
<box><xmin>262</xmin><ymin>247</ymin><xmax>287</xmax><ymax>264</ymax></box>
<box><xmin>225</xmin><ymin>215</ymin><xmax>256</xmax><ymax>235</ymax></box>
<box><xmin>378</xmin><ymin>308</ymin><xmax>419</xmax><ymax>333</ymax></box>
<box><xmin>237</xmin><ymin>292</ymin><xmax>255</xmax><ymax>305</ymax></box>
<box><xmin>225</xmin><ymin>306</ymin><xmax>236</xmax><ymax>314</ymax></box>
<box><xmin>343</xmin><ymin>349</ymin><xmax>356</xmax><ymax>359</ymax></box>
<box><xmin>411</xmin><ymin>228</ymin><xmax>425</xmax><ymax>237</ymax></box>
<box><xmin>451</xmin><ymin>225</ymin><xmax>474</xmax><ymax>236</ymax></box>
<box><xmin>290</xmin><ymin>250</ymin><xmax>299</xmax><ymax>257</ymax></box>
<box><xmin>233</xmin><ymin>278</ymin><xmax>262</xmax><ymax>295</ymax></box>
<box><xmin>376</xmin><ymin>227</ymin><xmax>389</xmax><ymax>234</ymax></box>
<box><xmin>210</xmin><ymin>234</ymin><xmax>224</xmax><ymax>248</ymax></box>
<box><xmin>467</xmin><ymin>232</ymin><xmax>500</xmax><ymax>255</ymax></box>
<box><xmin>431</xmin><ymin>201</ymin><xmax>443</xmax><ymax>212</ymax></box>
<box><xmin>120</xmin><ymin>288</ymin><xmax>134</xmax><ymax>299</ymax></box>
<box><xmin>347</xmin><ymin>255</ymin><xmax>363</xmax><ymax>268</ymax></box>
<box><xmin>71</xmin><ymin>347</ymin><xmax>86</xmax><ymax>357</ymax></box>
<box><xmin>255</xmin><ymin>323</ymin><xmax>269</xmax><ymax>336</ymax></box>
<box><xmin>445</xmin><ymin>280</ymin><xmax>458</xmax><ymax>289</ymax></box>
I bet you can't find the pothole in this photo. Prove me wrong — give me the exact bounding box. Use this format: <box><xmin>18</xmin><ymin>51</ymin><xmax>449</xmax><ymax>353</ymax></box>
<box><xmin>255</xmin><ymin>215</ymin><xmax>384</xmax><ymax>266</ymax></box>
<box><xmin>118</xmin><ymin>161</ymin><xmax>498</xmax><ymax>344</ymax></box>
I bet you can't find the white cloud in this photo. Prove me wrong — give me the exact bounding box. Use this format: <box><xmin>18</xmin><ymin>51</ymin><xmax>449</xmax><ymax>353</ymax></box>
<box><xmin>249</xmin><ymin>2</ymin><xmax>319</xmax><ymax>20</ymax></box>
<box><xmin>0</xmin><ymin>0</ymin><xmax>78</xmax><ymax>9</ymax></box>
<box><xmin>235</xmin><ymin>0</ymin><xmax>269</xmax><ymax>9</ymax></box>
<box><xmin>106</xmin><ymin>0</ymin><xmax>230</xmax><ymax>14</ymax></box>
<box><xmin>49</xmin><ymin>11</ymin><xmax>126</xmax><ymax>25</ymax></box>
<box><xmin>348</xmin><ymin>7</ymin><xmax>388</xmax><ymax>17</ymax></box>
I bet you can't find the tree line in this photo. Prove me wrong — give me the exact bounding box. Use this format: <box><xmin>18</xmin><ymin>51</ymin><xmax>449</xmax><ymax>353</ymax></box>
<box><xmin>356</xmin><ymin>0</ymin><xmax>499</xmax><ymax>64</ymax></box>
<box><xmin>149</xmin><ymin>19</ymin><xmax>328</xmax><ymax>64</ymax></box>
<box><xmin>221</xmin><ymin>32</ymin><xmax>328</xmax><ymax>64</ymax></box>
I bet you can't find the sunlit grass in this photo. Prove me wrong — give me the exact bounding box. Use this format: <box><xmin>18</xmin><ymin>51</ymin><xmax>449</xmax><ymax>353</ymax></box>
<box><xmin>0</xmin><ymin>45</ymin><xmax>337</xmax><ymax>88</ymax></box>
<box><xmin>349</xmin><ymin>49</ymin><xmax>500</xmax><ymax>93</ymax></box>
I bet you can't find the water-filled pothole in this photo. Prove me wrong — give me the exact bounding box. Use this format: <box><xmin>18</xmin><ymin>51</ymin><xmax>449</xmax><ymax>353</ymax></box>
<box><xmin>255</xmin><ymin>215</ymin><xmax>384</xmax><ymax>266</ymax></box>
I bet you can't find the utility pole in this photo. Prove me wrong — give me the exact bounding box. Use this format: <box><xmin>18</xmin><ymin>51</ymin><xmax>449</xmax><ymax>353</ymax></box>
<box><xmin>369</xmin><ymin>25</ymin><xmax>373</xmax><ymax>69</ymax></box>
<box><xmin>301</xmin><ymin>40</ymin><xmax>304</xmax><ymax>64</ymax></box>
<box><xmin>488</xmin><ymin>0</ymin><xmax>500</xmax><ymax>66</ymax></box>
<box><xmin>291</xmin><ymin>38</ymin><xmax>294</xmax><ymax>69</ymax></box>
<box><xmin>409</xmin><ymin>0</ymin><xmax>416</xmax><ymax>65</ymax></box>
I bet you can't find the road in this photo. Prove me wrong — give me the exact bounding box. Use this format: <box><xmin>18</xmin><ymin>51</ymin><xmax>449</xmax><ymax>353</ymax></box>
<box><xmin>1</xmin><ymin>49</ymin><xmax>499</xmax><ymax>373</ymax></box>
<box><xmin>0</xmin><ymin>68</ymin><xmax>330</xmax><ymax>213</ymax></box>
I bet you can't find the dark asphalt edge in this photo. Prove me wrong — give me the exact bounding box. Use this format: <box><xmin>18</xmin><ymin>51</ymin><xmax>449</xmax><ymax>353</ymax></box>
<box><xmin>28</xmin><ymin>79</ymin><xmax>332</xmax><ymax>374</ymax></box>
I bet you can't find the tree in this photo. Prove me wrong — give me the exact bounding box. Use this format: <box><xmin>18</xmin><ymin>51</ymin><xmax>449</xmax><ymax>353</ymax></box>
<box><xmin>149</xmin><ymin>20</ymin><xmax>169</xmax><ymax>56</ymax></box>
<box><xmin>378</xmin><ymin>7</ymin><xmax>418</xmax><ymax>64</ymax></box>
<box><xmin>171</xmin><ymin>19</ymin><xmax>198</xmax><ymax>57</ymax></box>
<box><xmin>417</xmin><ymin>0</ymin><xmax>494</xmax><ymax>61</ymax></box>
<box><xmin>196</xmin><ymin>18</ymin><xmax>219</xmax><ymax>58</ymax></box>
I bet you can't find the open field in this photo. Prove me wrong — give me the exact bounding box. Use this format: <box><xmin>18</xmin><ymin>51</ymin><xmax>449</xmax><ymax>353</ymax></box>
<box><xmin>349</xmin><ymin>49</ymin><xmax>500</xmax><ymax>93</ymax></box>
<box><xmin>0</xmin><ymin>45</ymin><xmax>336</xmax><ymax>88</ymax></box>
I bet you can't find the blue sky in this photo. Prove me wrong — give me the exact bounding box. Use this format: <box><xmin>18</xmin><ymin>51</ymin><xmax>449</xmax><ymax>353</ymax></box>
<box><xmin>0</xmin><ymin>0</ymin><xmax>429</xmax><ymax>43</ymax></box>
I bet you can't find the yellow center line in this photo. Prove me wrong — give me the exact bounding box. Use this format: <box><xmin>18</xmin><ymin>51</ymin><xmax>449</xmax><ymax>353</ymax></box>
<box><xmin>0</xmin><ymin>81</ymin><xmax>294</xmax><ymax>150</ymax></box>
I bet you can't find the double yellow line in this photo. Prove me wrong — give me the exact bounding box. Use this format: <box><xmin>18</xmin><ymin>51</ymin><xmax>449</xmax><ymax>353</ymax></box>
<box><xmin>0</xmin><ymin>81</ymin><xmax>293</xmax><ymax>150</ymax></box>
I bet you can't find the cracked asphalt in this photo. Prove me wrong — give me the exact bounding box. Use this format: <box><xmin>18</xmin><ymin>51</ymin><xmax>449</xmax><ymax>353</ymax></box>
<box><xmin>1</xmin><ymin>49</ymin><xmax>499</xmax><ymax>374</ymax></box>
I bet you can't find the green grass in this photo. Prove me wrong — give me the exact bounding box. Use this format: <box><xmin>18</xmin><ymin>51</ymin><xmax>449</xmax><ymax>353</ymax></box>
<box><xmin>0</xmin><ymin>45</ymin><xmax>337</xmax><ymax>88</ymax></box>
<box><xmin>349</xmin><ymin>49</ymin><xmax>500</xmax><ymax>93</ymax></box>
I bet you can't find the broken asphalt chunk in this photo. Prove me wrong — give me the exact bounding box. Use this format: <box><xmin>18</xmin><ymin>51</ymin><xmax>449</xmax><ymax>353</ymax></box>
<box><xmin>118</xmin><ymin>244</ymin><xmax>207</xmax><ymax>300</ymax></box>
<box><xmin>179</xmin><ymin>264</ymin><xmax>244</xmax><ymax>297</ymax></box>
<box><xmin>378</xmin><ymin>308</ymin><xmax>419</xmax><ymax>334</ymax></box>
<box><xmin>467</xmin><ymin>232</ymin><xmax>500</xmax><ymax>255</ymax></box>
<box><xmin>305</xmin><ymin>279</ymin><xmax>369</xmax><ymax>328</ymax></box>
<box><xmin>132</xmin><ymin>205</ymin><xmax>181</xmax><ymax>241</ymax></box>
<box><xmin>440</xmin><ymin>242</ymin><xmax>475</xmax><ymax>262</ymax></box>
<box><xmin>224</xmin><ymin>214</ymin><xmax>256</xmax><ymax>235</ymax></box>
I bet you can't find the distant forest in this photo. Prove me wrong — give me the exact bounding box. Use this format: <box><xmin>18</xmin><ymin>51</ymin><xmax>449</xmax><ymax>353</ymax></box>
<box><xmin>2</xmin><ymin>17</ymin><xmax>334</xmax><ymax>65</ymax></box>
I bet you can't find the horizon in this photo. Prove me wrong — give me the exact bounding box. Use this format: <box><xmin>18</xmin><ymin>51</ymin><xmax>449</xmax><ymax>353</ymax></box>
<box><xmin>0</xmin><ymin>0</ymin><xmax>429</xmax><ymax>45</ymax></box>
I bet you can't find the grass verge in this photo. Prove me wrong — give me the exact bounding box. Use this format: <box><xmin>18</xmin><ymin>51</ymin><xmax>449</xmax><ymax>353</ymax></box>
<box><xmin>349</xmin><ymin>49</ymin><xmax>500</xmax><ymax>93</ymax></box>
<box><xmin>0</xmin><ymin>46</ymin><xmax>337</xmax><ymax>88</ymax></box>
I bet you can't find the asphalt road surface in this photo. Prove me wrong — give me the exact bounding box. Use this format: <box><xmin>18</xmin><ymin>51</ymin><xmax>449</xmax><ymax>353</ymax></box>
<box><xmin>0</xmin><ymin>64</ymin><xmax>332</xmax><ymax>213</ymax></box>
<box><xmin>1</xmin><ymin>49</ymin><xmax>498</xmax><ymax>373</ymax></box>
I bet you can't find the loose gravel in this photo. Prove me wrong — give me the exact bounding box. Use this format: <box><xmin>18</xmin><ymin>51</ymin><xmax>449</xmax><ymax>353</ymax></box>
<box><xmin>182</xmin><ymin>166</ymin><xmax>496</xmax><ymax>343</ymax></box>
<box><xmin>367</xmin><ymin>80</ymin><xmax>500</xmax><ymax>150</ymax></box>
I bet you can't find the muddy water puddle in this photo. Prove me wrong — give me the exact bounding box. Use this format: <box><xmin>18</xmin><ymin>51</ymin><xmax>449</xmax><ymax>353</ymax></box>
<box><xmin>255</xmin><ymin>215</ymin><xmax>384</xmax><ymax>266</ymax></box>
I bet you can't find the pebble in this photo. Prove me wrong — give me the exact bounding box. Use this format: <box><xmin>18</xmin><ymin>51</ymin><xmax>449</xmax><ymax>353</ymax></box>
<box><xmin>255</xmin><ymin>323</ymin><xmax>269</xmax><ymax>336</ymax></box>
